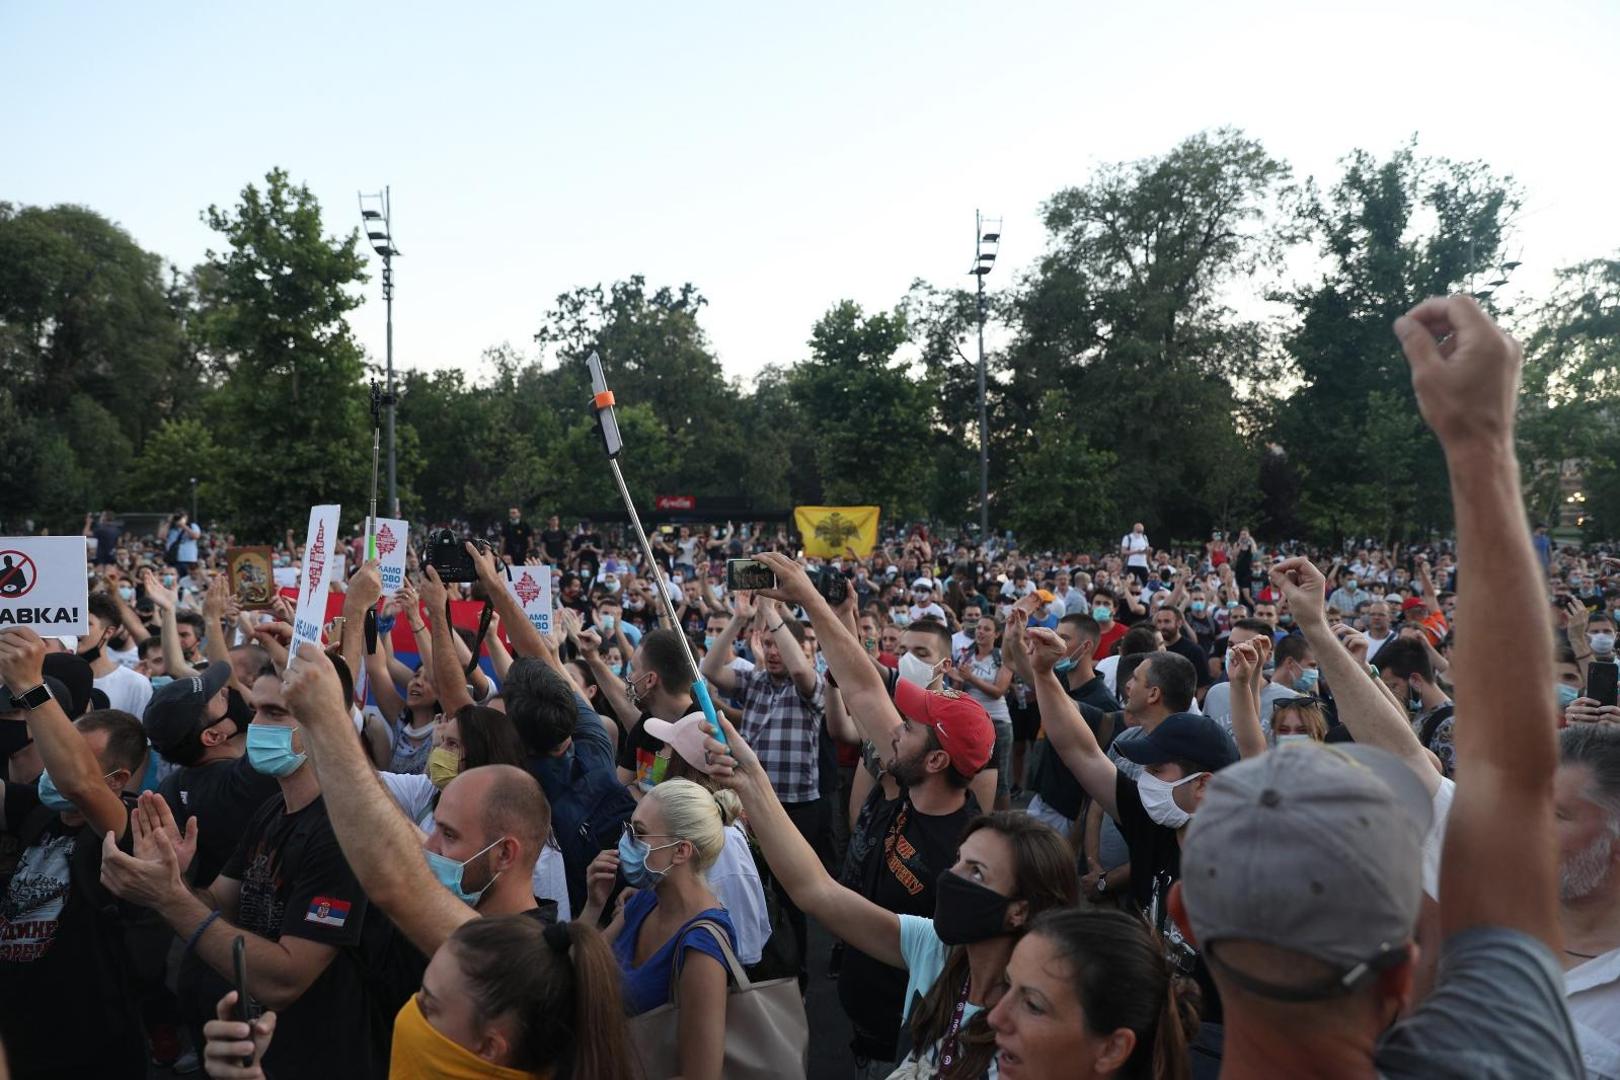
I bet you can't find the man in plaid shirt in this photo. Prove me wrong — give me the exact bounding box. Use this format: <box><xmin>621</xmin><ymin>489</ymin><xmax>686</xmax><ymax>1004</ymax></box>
<box><xmin>702</xmin><ymin>591</ymin><xmax>826</xmax><ymax>982</ymax></box>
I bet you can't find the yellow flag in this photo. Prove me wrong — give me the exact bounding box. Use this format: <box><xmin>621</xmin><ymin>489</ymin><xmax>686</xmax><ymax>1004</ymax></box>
<box><xmin>795</xmin><ymin>506</ymin><xmax>881</xmax><ymax>558</ymax></box>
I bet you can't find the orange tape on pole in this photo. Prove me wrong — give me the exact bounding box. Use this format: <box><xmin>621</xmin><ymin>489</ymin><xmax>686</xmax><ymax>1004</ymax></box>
<box><xmin>593</xmin><ymin>390</ymin><xmax>616</xmax><ymax>409</ymax></box>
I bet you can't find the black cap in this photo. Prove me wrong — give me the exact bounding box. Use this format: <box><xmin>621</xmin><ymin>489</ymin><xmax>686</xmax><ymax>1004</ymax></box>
<box><xmin>1115</xmin><ymin>712</ymin><xmax>1239</xmax><ymax>773</ymax></box>
<box><xmin>142</xmin><ymin>662</ymin><xmax>232</xmax><ymax>757</ymax></box>
<box><xmin>41</xmin><ymin>654</ymin><xmax>95</xmax><ymax>719</ymax></box>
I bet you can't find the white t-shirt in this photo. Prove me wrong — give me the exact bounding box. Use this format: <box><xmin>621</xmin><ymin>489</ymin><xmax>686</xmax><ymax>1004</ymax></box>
<box><xmin>909</xmin><ymin>602</ymin><xmax>947</xmax><ymax>625</ymax></box>
<box><xmin>1122</xmin><ymin>532</ymin><xmax>1151</xmax><ymax>568</ymax></box>
<box><xmin>94</xmin><ymin>664</ymin><xmax>153</xmax><ymax>718</ymax></box>
<box><xmin>704</xmin><ymin>824</ymin><xmax>769</xmax><ymax>966</ymax></box>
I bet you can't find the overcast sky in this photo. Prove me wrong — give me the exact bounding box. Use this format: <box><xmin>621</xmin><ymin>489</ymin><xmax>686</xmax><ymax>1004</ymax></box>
<box><xmin>5</xmin><ymin>1</ymin><xmax>1616</xmax><ymax>384</ymax></box>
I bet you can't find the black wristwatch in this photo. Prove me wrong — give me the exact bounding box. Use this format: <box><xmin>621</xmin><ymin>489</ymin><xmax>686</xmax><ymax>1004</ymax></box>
<box><xmin>9</xmin><ymin>683</ymin><xmax>52</xmax><ymax>711</ymax></box>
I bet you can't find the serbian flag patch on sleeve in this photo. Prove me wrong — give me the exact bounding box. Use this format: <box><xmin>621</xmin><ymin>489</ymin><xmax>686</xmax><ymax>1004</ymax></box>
<box><xmin>305</xmin><ymin>896</ymin><xmax>352</xmax><ymax>927</ymax></box>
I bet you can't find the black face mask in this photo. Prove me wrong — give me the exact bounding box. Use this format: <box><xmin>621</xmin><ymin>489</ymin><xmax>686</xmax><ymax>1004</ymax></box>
<box><xmin>225</xmin><ymin>688</ymin><xmax>254</xmax><ymax>736</ymax></box>
<box><xmin>79</xmin><ymin>644</ymin><xmax>102</xmax><ymax>664</ymax></box>
<box><xmin>933</xmin><ymin>869</ymin><xmax>1013</xmax><ymax>946</ymax></box>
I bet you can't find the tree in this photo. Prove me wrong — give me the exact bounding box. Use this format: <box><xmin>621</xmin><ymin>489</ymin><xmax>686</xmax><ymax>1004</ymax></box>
<box><xmin>1273</xmin><ymin>141</ymin><xmax>1520</xmax><ymax>542</ymax></box>
<box><xmin>194</xmin><ymin>169</ymin><xmax>372</xmax><ymax>539</ymax></box>
<box><xmin>1001</xmin><ymin>391</ymin><xmax>1116</xmax><ymax>548</ymax></box>
<box><xmin>1001</xmin><ymin>129</ymin><xmax>1285</xmax><ymax>537</ymax></box>
<box><xmin>790</xmin><ymin>301</ymin><xmax>935</xmax><ymax>520</ymax></box>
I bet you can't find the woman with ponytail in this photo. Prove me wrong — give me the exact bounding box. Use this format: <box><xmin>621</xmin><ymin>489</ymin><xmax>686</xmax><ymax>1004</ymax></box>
<box><xmin>987</xmin><ymin>907</ymin><xmax>1195</xmax><ymax>1080</ymax></box>
<box><xmin>579</xmin><ymin>776</ymin><xmax>739</xmax><ymax>1080</ymax></box>
<box><xmin>203</xmin><ymin>916</ymin><xmax>635</xmax><ymax>1079</ymax></box>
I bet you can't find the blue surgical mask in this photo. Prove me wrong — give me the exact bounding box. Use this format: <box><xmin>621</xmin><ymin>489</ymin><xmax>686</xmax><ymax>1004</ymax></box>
<box><xmin>599</xmin><ymin>615</ymin><xmax>616</xmax><ymax>632</ymax></box>
<box><xmin>1293</xmin><ymin>667</ymin><xmax>1321</xmax><ymax>693</ymax></box>
<box><xmin>1558</xmin><ymin>684</ymin><xmax>1581</xmax><ymax>711</ymax></box>
<box><xmin>246</xmin><ymin>725</ymin><xmax>306</xmax><ymax>777</ymax></box>
<box><xmin>1092</xmin><ymin>606</ymin><xmax>1112</xmax><ymax>623</ymax></box>
<box><xmin>704</xmin><ymin>636</ymin><xmax>717</xmax><ymax>651</ymax></box>
<box><xmin>618</xmin><ymin>824</ymin><xmax>681</xmax><ymax>889</ymax></box>
<box><xmin>117</xmin><ymin>585</ymin><xmax>135</xmax><ymax>603</ymax></box>
<box><xmin>37</xmin><ymin>768</ymin><xmax>117</xmax><ymax>813</ymax></box>
<box><xmin>424</xmin><ymin>837</ymin><xmax>504</xmax><ymax>906</ymax></box>
<box><xmin>1189</xmin><ymin>601</ymin><xmax>1206</xmax><ymax>615</ymax></box>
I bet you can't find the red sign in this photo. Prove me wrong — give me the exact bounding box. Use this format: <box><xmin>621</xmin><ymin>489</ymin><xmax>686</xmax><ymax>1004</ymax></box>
<box><xmin>514</xmin><ymin>571</ymin><xmax>541</xmax><ymax>606</ymax></box>
<box><xmin>306</xmin><ymin>521</ymin><xmax>327</xmax><ymax>597</ymax></box>
<box><xmin>656</xmin><ymin>495</ymin><xmax>696</xmax><ymax>511</ymax></box>
<box><xmin>375</xmin><ymin>522</ymin><xmax>398</xmax><ymax>556</ymax></box>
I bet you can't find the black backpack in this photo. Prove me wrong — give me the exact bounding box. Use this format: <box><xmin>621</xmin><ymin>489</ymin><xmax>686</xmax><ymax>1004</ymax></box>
<box><xmin>547</xmin><ymin>757</ymin><xmax>635</xmax><ymax>915</ymax></box>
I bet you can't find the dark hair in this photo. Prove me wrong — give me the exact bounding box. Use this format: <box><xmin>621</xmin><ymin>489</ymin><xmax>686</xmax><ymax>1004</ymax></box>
<box><xmin>87</xmin><ymin>593</ymin><xmax>121</xmax><ymax>630</ymax></box>
<box><xmin>1139</xmin><ymin>652</ymin><xmax>1196</xmax><ymax>712</ymax></box>
<box><xmin>1376</xmin><ymin>637</ymin><xmax>1433</xmax><ymax>683</ymax></box>
<box><xmin>447</xmin><ymin>916</ymin><xmax>635</xmax><ymax>1079</ymax></box>
<box><xmin>904</xmin><ymin>618</ymin><xmax>952</xmax><ymax>657</ymax></box>
<box><xmin>1029</xmin><ymin>907</ymin><xmax>1195</xmax><ymax>1080</ymax></box>
<box><xmin>1091</xmin><ymin>588</ymin><xmax>1117</xmax><ymax>606</ymax></box>
<box><xmin>457</xmin><ymin>705</ymin><xmax>527</xmax><ymax>771</ymax></box>
<box><xmin>1231</xmin><ymin>618</ymin><xmax>1273</xmax><ymax>637</ymax></box>
<box><xmin>1119</xmin><ymin>626</ymin><xmax>1161</xmax><ymax>659</ymax></box>
<box><xmin>324</xmin><ymin>650</ymin><xmax>355</xmax><ymax>712</ymax></box>
<box><xmin>780</xmin><ymin>618</ymin><xmax>808</xmax><ymax>646</ymax></box>
<box><xmin>1273</xmin><ymin>635</ymin><xmax>1311</xmax><ymax>668</ymax></box>
<box><xmin>1560</xmin><ymin>725</ymin><xmax>1620</xmax><ymax>828</ymax></box>
<box><xmin>502</xmin><ymin>659</ymin><xmax>581</xmax><ymax>756</ymax></box>
<box><xmin>1058</xmin><ymin>613</ymin><xmax>1101</xmax><ymax>647</ymax></box>
<box><xmin>174</xmin><ymin>610</ymin><xmax>207</xmax><ymax>640</ymax></box>
<box><xmin>1118</xmin><ymin>652</ymin><xmax>1151</xmax><ymax>692</ymax></box>
<box><xmin>229</xmin><ymin>644</ymin><xmax>277</xmax><ymax>681</ymax></box>
<box><xmin>77</xmin><ymin>709</ymin><xmax>149</xmax><ymax>776</ymax></box>
<box><xmin>638</xmin><ymin>630</ymin><xmax>694</xmax><ymax>694</ymax></box>
<box><xmin>908</xmin><ymin>812</ymin><xmax>1080</xmax><ymax>1078</ymax></box>
<box><xmin>139</xmin><ymin>637</ymin><xmax>163</xmax><ymax>659</ymax></box>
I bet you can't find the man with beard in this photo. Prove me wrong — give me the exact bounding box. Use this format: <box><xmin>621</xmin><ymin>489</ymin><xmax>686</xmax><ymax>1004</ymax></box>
<box><xmin>737</xmin><ymin>553</ymin><xmax>991</xmax><ymax>1077</ymax></box>
<box><xmin>1555</xmin><ymin>724</ymin><xmax>1620</xmax><ymax>1080</ymax></box>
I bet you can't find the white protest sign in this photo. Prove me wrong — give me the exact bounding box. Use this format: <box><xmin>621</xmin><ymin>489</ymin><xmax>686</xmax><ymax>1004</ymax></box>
<box><xmin>369</xmin><ymin>518</ymin><xmax>409</xmax><ymax>596</ymax></box>
<box><xmin>0</xmin><ymin>537</ymin><xmax>89</xmax><ymax>635</ymax></box>
<box><xmin>288</xmin><ymin>505</ymin><xmax>341</xmax><ymax>670</ymax></box>
<box><xmin>505</xmin><ymin>565</ymin><xmax>554</xmax><ymax>638</ymax></box>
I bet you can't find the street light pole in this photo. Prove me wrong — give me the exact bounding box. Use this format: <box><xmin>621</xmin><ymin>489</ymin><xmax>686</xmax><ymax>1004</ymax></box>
<box><xmin>971</xmin><ymin>211</ymin><xmax>1001</xmax><ymax>539</ymax></box>
<box><xmin>359</xmin><ymin>187</ymin><xmax>400</xmax><ymax>516</ymax></box>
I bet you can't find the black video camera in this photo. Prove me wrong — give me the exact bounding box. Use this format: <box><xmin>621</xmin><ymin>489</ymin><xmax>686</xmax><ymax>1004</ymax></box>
<box><xmin>807</xmin><ymin>565</ymin><xmax>849</xmax><ymax>607</ymax></box>
<box><xmin>422</xmin><ymin>529</ymin><xmax>488</xmax><ymax>583</ymax></box>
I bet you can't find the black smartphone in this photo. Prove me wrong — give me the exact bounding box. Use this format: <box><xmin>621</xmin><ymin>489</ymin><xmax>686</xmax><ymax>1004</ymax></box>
<box><xmin>726</xmin><ymin>558</ymin><xmax>776</xmax><ymax>591</ymax></box>
<box><xmin>1589</xmin><ymin>663</ymin><xmax>1619</xmax><ymax>709</ymax></box>
<box><xmin>232</xmin><ymin>935</ymin><xmax>256</xmax><ymax>1067</ymax></box>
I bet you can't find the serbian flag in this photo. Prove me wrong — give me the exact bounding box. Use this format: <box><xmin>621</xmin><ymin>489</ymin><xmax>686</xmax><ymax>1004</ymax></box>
<box><xmin>305</xmin><ymin>896</ymin><xmax>352</xmax><ymax>928</ymax></box>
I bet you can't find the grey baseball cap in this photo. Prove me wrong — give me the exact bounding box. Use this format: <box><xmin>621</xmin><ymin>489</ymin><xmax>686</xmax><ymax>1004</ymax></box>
<box><xmin>1181</xmin><ymin>742</ymin><xmax>1433</xmax><ymax>999</ymax></box>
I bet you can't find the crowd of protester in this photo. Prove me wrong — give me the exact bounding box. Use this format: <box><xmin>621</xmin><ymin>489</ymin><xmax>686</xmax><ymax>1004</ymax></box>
<box><xmin>0</xmin><ymin>296</ymin><xmax>1611</xmax><ymax>1078</ymax></box>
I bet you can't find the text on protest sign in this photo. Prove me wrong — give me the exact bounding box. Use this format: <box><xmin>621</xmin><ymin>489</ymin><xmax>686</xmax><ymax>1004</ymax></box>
<box><xmin>371</xmin><ymin>518</ymin><xmax>409</xmax><ymax>596</ymax></box>
<box><xmin>506</xmin><ymin>565</ymin><xmax>554</xmax><ymax>637</ymax></box>
<box><xmin>289</xmin><ymin>505</ymin><xmax>341</xmax><ymax>670</ymax></box>
<box><xmin>0</xmin><ymin>537</ymin><xmax>89</xmax><ymax>635</ymax></box>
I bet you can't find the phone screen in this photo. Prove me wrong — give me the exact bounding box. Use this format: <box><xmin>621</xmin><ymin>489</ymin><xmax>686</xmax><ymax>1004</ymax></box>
<box><xmin>1588</xmin><ymin>663</ymin><xmax>1619</xmax><ymax>709</ymax></box>
<box><xmin>726</xmin><ymin>558</ymin><xmax>776</xmax><ymax>592</ymax></box>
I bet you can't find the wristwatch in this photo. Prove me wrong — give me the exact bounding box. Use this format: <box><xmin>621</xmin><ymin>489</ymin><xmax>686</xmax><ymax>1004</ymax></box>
<box><xmin>9</xmin><ymin>683</ymin><xmax>52</xmax><ymax>711</ymax></box>
<box><xmin>1094</xmin><ymin>876</ymin><xmax>1109</xmax><ymax>897</ymax></box>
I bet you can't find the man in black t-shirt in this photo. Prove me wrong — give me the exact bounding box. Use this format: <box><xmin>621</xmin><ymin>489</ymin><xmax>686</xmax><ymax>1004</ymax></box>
<box><xmin>571</xmin><ymin>521</ymin><xmax>603</xmax><ymax>580</ymax></box>
<box><xmin>1153</xmin><ymin>605</ymin><xmax>1213</xmax><ymax>695</ymax></box>
<box><xmin>102</xmin><ymin>671</ymin><xmax>384</xmax><ymax>1079</ymax></box>
<box><xmin>501</xmin><ymin>506</ymin><xmax>534</xmax><ymax>564</ymax></box>
<box><xmin>0</xmin><ymin>628</ymin><xmax>151</xmax><ymax>1079</ymax></box>
<box><xmin>581</xmin><ymin>628</ymin><xmax>696</xmax><ymax>798</ymax></box>
<box><xmin>836</xmin><ymin>678</ymin><xmax>991</xmax><ymax>1068</ymax></box>
<box><xmin>538</xmin><ymin>514</ymin><xmax>569</xmax><ymax>563</ymax></box>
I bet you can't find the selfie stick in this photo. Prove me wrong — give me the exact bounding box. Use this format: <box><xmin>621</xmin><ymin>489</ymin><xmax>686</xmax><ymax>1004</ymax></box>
<box><xmin>586</xmin><ymin>352</ymin><xmax>727</xmax><ymax>745</ymax></box>
<box><xmin>365</xmin><ymin>382</ymin><xmax>383</xmax><ymax>561</ymax></box>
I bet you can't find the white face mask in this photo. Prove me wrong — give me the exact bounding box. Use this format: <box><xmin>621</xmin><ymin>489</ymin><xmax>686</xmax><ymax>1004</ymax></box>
<box><xmin>1590</xmin><ymin>632</ymin><xmax>1616</xmax><ymax>656</ymax></box>
<box><xmin>1275</xmin><ymin>733</ymin><xmax>1313</xmax><ymax>747</ymax></box>
<box><xmin>1136</xmin><ymin>771</ymin><xmax>1206</xmax><ymax>829</ymax></box>
<box><xmin>898</xmin><ymin>652</ymin><xmax>939</xmax><ymax>690</ymax></box>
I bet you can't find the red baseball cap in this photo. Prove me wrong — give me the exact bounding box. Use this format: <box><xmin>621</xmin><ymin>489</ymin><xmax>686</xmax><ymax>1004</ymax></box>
<box><xmin>893</xmin><ymin>678</ymin><xmax>994</xmax><ymax>775</ymax></box>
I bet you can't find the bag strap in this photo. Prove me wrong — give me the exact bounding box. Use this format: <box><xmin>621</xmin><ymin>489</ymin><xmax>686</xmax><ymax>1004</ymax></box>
<box><xmin>668</xmin><ymin>918</ymin><xmax>749</xmax><ymax>1006</ymax></box>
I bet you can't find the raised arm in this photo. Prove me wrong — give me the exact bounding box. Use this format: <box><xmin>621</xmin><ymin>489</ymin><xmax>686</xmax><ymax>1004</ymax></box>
<box><xmin>702</xmin><ymin>714</ymin><xmax>902</xmax><ymax>967</ymax></box>
<box><xmin>698</xmin><ymin>592</ymin><xmax>751</xmax><ymax>697</ymax></box>
<box><xmin>754</xmin><ymin>553</ymin><xmax>902</xmax><ymax>748</ymax></box>
<box><xmin>1274</xmin><ymin>558</ymin><xmax>1437</xmax><ymax>795</ymax></box>
<box><xmin>420</xmin><ymin>568</ymin><xmax>474</xmax><ymax>715</ymax></box>
<box><xmin>283</xmin><ymin>643</ymin><xmax>474</xmax><ymax>956</ymax></box>
<box><xmin>1225</xmin><ymin>639</ymin><xmax>1270</xmax><ymax>760</ymax></box>
<box><xmin>1395</xmin><ymin>295</ymin><xmax>1559</xmax><ymax>947</ymax></box>
<box><xmin>763</xmin><ymin>599</ymin><xmax>818</xmax><ymax>698</ymax></box>
<box><xmin>470</xmin><ymin>543</ymin><xmax>564</xmax><ymax>678</ymax></box>
<box><xmin>144</xmin><ymin>569</ymin><xmax>198</xmax><ymax>678</ymax></box>
<box><xmin>339</xmin><ymin>563</ymin><xmax>381</xmax><ymax>704</ymax></box>
<box><xmin>1025</xmin><ymin>627</ymin><xmax>1120</xmax><ymax>819</ymax></box>
<box><xmin>0</xmin><ymin>628</ymin><xmax>128</xmax><ymax>836</ymax></box>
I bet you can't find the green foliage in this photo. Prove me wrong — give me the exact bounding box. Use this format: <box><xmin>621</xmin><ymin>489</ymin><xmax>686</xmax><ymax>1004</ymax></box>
<box><xmin>0</xmin><ymin>141</ymin><xmax>1615</xmax><ymax>548</ymax></box>
<box><xmin>1270</xmin><ymin>142</ymin><xmax>1521</xmax><ymax>542</ymax></box>
<box><xmin>195</xmin><ymin>169</ymin><xmax>373</xmax><ymax>538</ymax></box>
